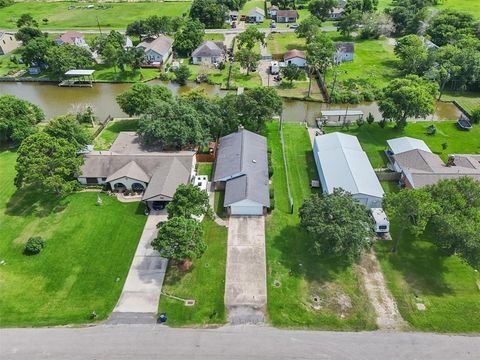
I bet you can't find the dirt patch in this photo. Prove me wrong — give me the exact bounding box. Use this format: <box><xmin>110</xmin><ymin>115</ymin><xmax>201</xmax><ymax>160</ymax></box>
<box><xmin>308</xmin><ymin>283</ymin><xmax>353</xmax><ymax>318</ymax></box>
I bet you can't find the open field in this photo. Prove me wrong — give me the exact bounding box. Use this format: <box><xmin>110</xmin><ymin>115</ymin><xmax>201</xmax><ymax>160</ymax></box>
<box><xmin>265</xmin><ymin>121</ymin><xmax>377</xmax><ymax>330</ymax></box>
<box><xmin>0</xmin><ymin>2</ymin><xmax>191</xmax><ymax>30</ymax></box>
<box><xmin>325</xmin><ymin>121</ymin><xmax>480</xmax><ymax>168</ymax></box>
<box><xmin>435</xmin><ymin>0</ymin><xmax>480</xmax><ymax>18</ymax></box>
<box><xmin>158</xmin><ymin>220</ymin><xmax>227</xmax><ymax>327</ymax></box>
<box><xmin>0</xmin><ymin>151</ymin><xmax>147</xmax><ymax>327</ymax></box>
<box><xmin>94</xmin><ymin>119</ymin><xmax>139</xmax><ymax>150</ymax></box>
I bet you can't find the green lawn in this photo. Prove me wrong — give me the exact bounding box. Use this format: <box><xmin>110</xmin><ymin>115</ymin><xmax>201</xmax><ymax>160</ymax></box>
<box><xmin>435</xmin><ymin>0</ymin><xmax>480</xmax><ymax>18</ymax></box>
<box><xmin>326</xmin><ymin>121</ymin><xmax>480</xmax><ymax>168</ymax></box>
<box><xmin>265</xmin><ymin>121</ymin><xmax>377</xmax><ymax>330</ymax></box>
<box><xmin>94</xmin><ymin>119</ymin><xmax>139</xmax><ymax>150</ymax></box>
<box><xmin>214</xmin><ymin>191</ymin><xmax>226</xmax><ymax>219</ymax></box>
<box><xmin>0</xmin><ymin>49</ymin><xmax>25</xmax><ymax>76</ymax></box>
<box><xmin>376</xmin><ymin>224</ymin><xmax>480</xmax><ymax>332</ymax></box>
<box><xmin>93</xmin><ymin>65</ymin><xmax>160</xmax><ymax>82</ymax></box>
<box><xmin>0</xmin><ymin>2</ymin><xmax>191</xmax><ymax>30</ymax></box>
<box><xmin>0</xmin><ymin>151</ymin><xmax>147</xmax><ymax>327</ymax></box>
<box><xmin>267</xmin><ymin>32</ymin><xmax>306</xmax><ymax>56</ymax></box>
<box><xmin>197</xmin><ymin>163</ymin><xmax>213</xmax><ymax>178</ymax></box>
<box><xmin>442</xmin><ymin>92</ymin><xmax>480</xmax><ymax>115</ymax></box>
<box><xmin>158</xmin><ymin>220</ymin><xmax>227</xmax><ymax>327</ymax></box>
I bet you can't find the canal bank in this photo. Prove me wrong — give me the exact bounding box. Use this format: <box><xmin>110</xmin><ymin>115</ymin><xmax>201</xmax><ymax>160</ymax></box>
<box><xmin>0</xmin><ymin>81</ymin><xmax>462</xmax><ymax>124</ymax></box>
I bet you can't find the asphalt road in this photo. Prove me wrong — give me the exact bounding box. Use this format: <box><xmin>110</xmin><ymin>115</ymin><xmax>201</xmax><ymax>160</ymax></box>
<box><xmin>1</xmin><ymin>325</ymin><xmax>479</xmax><ymax>360</ymax></box>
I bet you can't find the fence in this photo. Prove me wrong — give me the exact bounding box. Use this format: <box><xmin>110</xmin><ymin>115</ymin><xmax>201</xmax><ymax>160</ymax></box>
<box><xmin>278</xmin><ymin>117</ymin><xmax>294</xmax><ymax>214</ymax></box>
<box><xmin>92</xmin><ymin>115</ymin><xmax>113</xmax><ymax>140</ymax></box>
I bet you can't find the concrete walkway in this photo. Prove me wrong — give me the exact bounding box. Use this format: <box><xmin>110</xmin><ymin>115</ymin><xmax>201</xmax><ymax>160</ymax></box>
<box><xmin>225</xmin><ymin>216</ymin><xmax>266</xmax><ymax>324</ymax></box>
<box><xmin>109</xmin><ymin>211</ymin><xmax>168</xmax><ymax>324</ymax></box>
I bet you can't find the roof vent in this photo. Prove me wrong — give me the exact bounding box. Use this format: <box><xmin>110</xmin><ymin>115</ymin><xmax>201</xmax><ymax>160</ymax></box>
<box><xmin>252</xmin><ymin>159</ymin><xmax>257</xmax><ymax>163</ymax></box>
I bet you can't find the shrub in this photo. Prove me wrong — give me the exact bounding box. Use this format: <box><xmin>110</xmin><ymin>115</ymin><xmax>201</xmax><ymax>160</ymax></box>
<box><xmin>269</xmin><ymin>187</ymin><xmax>274</xmax><ymax>199</ymax></box>
<box><xmin>269</xmin><ymin>199</ymin><xmax>275</xmax><ymax>211</ymax></box>
<box><xmin>366</xmin><ymin>112</ymin><xmax>375</xmax><ymax>125</ymax></box>
<box><xmin>24</xmin><ymin>236</ymin><xmax>45</xmax><ymax>255</ymax></box>
<box><xmin>378</xmin><ymin>119</ymin><xmax>387</xmax><ymax>128</ymax></box>
<box><xmin>469</xmin><ymin>108</ymin><xmax>480</xmax><ymax>124</ymax></box>
<box><xmin>427</xmin><ymin>124</ymin><xmax>436</xmax><ymax>135</ymax></box>
<box><xmin>356</xmin><ymin>117</ymin><xmax>365</xmax><ymax>127</ymax></box>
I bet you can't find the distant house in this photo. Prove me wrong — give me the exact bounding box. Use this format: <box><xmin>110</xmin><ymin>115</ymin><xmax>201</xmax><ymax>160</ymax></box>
<box><xmin>191</xmin><ymin>41</ymin><xmax>225</xmax><ymax>66</ymax></box>
<box><xmin>228</xmin><ymin>11</ymin><xmax>239</xmax><ymax>23</ymax></box>
<box><xmin>386</xmin><ymin>137</ymin><xmax>480</xmax><ymax>188</ymax></box>
<box><xmin>77</xmin><ymin>132</ymin><xmax>196</xmax><ymax>210</ymax></box>
<box><xmin>136</xmin><ymin>35</ymin><xmax>173</xmax><ymax>65</ymax></box>
<box><xmin>283</xmin><ymin>49</ymin><xmax>306</xmax><ymax>67</ymax></box>
<box><xmin>329</xmin><ymin>7</ymin><xmax>345</xmax><ymax>20</ymax></box>
<box><xmin>276</xmin><ymin>10</ymin><xmax>299</xmax><ymax>23</ymax></box>
<box><xmin>267</xmin><ymin>5</ymin><xmax>279</xmax><ymax>18</ymax></box>
<box><xmin>247</xmin><ymin>7</ymin><xmax>265</xmax><ymax>23</ymax></box>
<box><xmin>213</xmin><ymin>127</ymin><xmax>270</xmax><ymax>216</ymax></box>
<box><xmin>55</xmin><ymin>31</ymin><xmax>89</xmax><ymax>50</ymax></box>
<box><xmin>313</xmin><ymin>132</ymin><xmax>384</xmax><ymax>208</ymax></box>
<box><xmin>334</xmin><ymin>42</ymin><xmax>354</xmax><ymax>63</ymax></box>
<box><xmin>124</xmin><ymin>36</ymin><xmax>133</xmax><ymax>49</ymax></box>
<box><xmin>0</xmin><ymin>31</ymin><xmax>20</xmax><ymax>55</ymax></box>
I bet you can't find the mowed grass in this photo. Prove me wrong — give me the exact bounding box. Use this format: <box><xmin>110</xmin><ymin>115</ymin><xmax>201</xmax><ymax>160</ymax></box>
<box><xmin>435</xmin><ymin>0</ymin><xmax>480</xmax><ymax>18</ymax></box>
<box><xmin>376</xmin><ymin>224</ymin><xmax>480</xmax><ymax>332</ymax></box>
<box><xmin>442</xmin><ymin>92</ymin><xmax>480</xmax><ymax>115</ymax></box>
<box><xmin>158</xmin><ymin>220</ymin><xmax>227</xmax><ymax>327</ymax></box>
<box><xmin>325</xmin><ymin>121</ymin><xmax>480</xmax><ymax>168</ymax></box>
<box><xmin>265</xmin><ymin>122</ymin><xmax>377</xmax><ymax>330</ymax></box>
<box><xmin>0</xmin><ymin>2</ymin><xmax>191</xmax><ymax>30</ymax></box>
<box><xmin>197</xmin><ymin>163</ymin><xmax>213</xmax><ymax>178</ymax></box>
<box><xmin>94</xmin><ymin>119</ymin><xmax>139</xmax><ymax>150</ymax></box>
<box><xmin>0</xmin><ymin>151</ymin><xmax>147</xmax><ymax>327</ymax></box>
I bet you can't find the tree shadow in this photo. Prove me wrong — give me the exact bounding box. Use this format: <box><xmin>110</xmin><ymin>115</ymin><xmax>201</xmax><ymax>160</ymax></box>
<box><xmin>5</xmin><ymin>187</ymin><xmax>69</xmax><ymax>218</ymax></box>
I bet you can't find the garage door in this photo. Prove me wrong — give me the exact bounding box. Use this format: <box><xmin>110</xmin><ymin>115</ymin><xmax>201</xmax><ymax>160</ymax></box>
<box><xmin>230</xmin><ymin>205</ymin><xmax>263</xmax><ymax>216</ymax></box>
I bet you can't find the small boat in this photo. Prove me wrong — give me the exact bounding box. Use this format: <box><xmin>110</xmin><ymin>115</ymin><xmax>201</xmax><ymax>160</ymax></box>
<box><xmin>456</xmin><ymin>117</ymin><xmax>472</xmax><ymax>131</ymax></box>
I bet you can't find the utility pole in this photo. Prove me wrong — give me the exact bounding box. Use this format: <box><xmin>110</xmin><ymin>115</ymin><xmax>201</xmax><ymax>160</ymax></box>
<box><xmin>96</xmin><ymin>16</ymin><xmax>103</xmax><ymax>36</ymax></box>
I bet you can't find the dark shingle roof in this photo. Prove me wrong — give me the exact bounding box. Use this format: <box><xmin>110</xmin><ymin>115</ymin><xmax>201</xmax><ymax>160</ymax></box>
<box><xmin>276</xmin><ymin>10</ymin><xmax>299</xmax><ymax>18</ymax></box>
<box><xmin>336</xmin><ymin>42</ymin><xmax>354</xmax><ymax>53</ymax></box>
<box><xmin>192</xmin><ymin>41</ymin><xmax>225</xmax><ymax>58</ymax></box>
<box><xmin>284</xmin><ymin>49</ymin><xmax>305</xmax><ymax>60</ymax></box>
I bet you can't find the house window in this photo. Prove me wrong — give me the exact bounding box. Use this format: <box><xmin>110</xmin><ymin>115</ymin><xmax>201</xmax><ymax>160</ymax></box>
<box><xmin>196</xmin><ymin>57</ymin><xmax>202</xmax><ymax>62</ymax></box>
<box><xmin>86</xmin><ymin>177</ymin><xmax>98</xmax><ymax>184</ymax></box>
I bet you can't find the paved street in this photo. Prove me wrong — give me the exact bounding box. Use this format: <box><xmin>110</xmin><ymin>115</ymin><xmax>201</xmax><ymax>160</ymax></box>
<box><xmin>1</xmin><ymin>325</ymin><xmax>479</xmax><ymax>360</ymax></box>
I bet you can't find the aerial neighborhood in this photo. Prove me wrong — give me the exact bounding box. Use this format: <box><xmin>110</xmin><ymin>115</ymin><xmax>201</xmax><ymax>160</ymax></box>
<box><xmin>1</xmin><ymin>0</ymin><xmax>480</xmax><ymax>357</ymax></box>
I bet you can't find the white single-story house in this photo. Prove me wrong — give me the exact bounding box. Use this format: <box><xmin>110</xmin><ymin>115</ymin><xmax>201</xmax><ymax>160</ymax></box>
<box><xmin>0</xmin><ymin>31</ymin><xmax>20</xmax><ymax>55</ymax></box>
<box><xmin>213</xmin><ymin>127</ymin><xmax>270</xmax><ymax>216</ymax></box>
<box><xmin>313</xmin><ymin>132</ymin><xmax>384</xmax><ymax>208</ymax></box>
<box><xmin>283</xmin><ymin>49</ymin><xmax>306</xmax><ymax>67</ymax></box>
<box><xmin>276</xmin><ymin>10</ymin><xmax>299</xmax><ymax>23</ymax></box>
<box><xmin>334</xmin><ymin>42</ymin><xmax>354</xmax><ymax>63</ymax></box>
<box><xmin>191</xmin><ymin>41</ymin><xmax>225</xmax><ymax>65</ymax></box>
<box><xmin>136</xmin><ymin>35</ymin><xmax>173</xmax><ymax>65</ymax></box>
<box><xmin>77</xmin><ymin>132</ymin><xmax>196</xmax><ymax>210</ymax></box>
<box><xmin>247</xmin><ymin>7</ymin><xmax>265</xmax><ymax>23</ymax></box>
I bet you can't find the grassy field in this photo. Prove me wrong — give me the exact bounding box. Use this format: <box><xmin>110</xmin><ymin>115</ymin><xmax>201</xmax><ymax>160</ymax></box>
<box><xmin>325</xmin><ymin>121</ymin><xmax>480</xmax><ymax>168</ymax></box>
<box><xmin>435</xmin><ymin>0</ymin><xmax>480</xmax><ymax>18</ymax></box>
<box><xmin>0</xmin><ymin>2</ymin><xmax>191</xmax><ymax>30</ymax></box>
<box><xmin>265</xmin><ymin>121</ymin><xmax>377</xmax><ymax>330</ymax></box>
<box><xmin>0</xmin><ymin>151</ymin><xmax>147</xmax><ymax>327</ymax></box>
<box><xmin>94</xmin><ymin>119</ymin><xmax>139</xmax><ymax>150</ymax></box>
<box><xmin>0</xmin><ymin>49</ymin><xmax>24</xmax><ymax>76</ymax></box>
<box><xmin>94</xmin><ymin>66</ymin><xmax>160</xmax><ymax>82</ymax></box>
<box><xmin>158</xmin><ymin>220</ymin><xmax>227</xmax><ymax>327</ymax></box>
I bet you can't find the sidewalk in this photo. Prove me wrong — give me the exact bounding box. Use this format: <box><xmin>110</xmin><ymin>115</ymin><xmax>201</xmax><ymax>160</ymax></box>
<box><xmin>108</xmin><ymin>211</ymin><xmax>168</xmax><ymax>324</ymax></box>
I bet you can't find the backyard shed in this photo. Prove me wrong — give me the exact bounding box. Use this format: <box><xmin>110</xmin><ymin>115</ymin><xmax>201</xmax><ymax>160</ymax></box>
<box><xmin>313</xmin><ymin>132</ymin><xmax>384</xmax><ymax>208</ymax></box>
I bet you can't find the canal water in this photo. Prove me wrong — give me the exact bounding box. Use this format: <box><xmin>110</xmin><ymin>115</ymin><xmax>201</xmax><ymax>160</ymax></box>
<box><xmin>0</xmin><ymin>81</ymin><xmax>461</xmax><ymax>124</ymax></box>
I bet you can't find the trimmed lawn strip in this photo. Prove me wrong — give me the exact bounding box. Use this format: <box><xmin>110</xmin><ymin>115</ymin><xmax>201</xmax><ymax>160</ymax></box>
<box><xmin>94</xmin><ymin>119</ymin><xmax>139</xmax><ymax>150</ymax></box>
<box><xmin>325</xmin><ymin>121</ymin><xmax>480</xmax><ymax>168</ymax></box>
<box><xmin>0</xmin><ymin>151</ymin><xmax>147</xmax><ymax>327</ymax></box>
<box><xmin>158</xmin><ymin>220</ymin><xmax>227</xmax><ymax>327</ymax></box>
<box><xmin>265</xmin><ymin>121</ymin><xmax>377</xmax><ymax>330</ymax></box>
<box><xmin>197</xmin><ymin>163</ymin><xmax>213</xmax><ymax>178</ymax></box>
<box><xmin>214</xmin><ymin>191</ymin><xmax>226</xmax><ymax>219</ymax></box>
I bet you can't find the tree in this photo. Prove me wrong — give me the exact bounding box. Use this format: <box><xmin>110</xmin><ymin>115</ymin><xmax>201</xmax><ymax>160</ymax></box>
<box><xmin>337</xmin><ymin>9</ymin><xmax>362</xmax><ymax>38</ymax></box>
<box><xmin>306</xmin><ymin>32</ymin><xmax>335</xmax><ymax>96</ymax></box>
<box><xmin>167</xmin><ymin>184</ymin><xmax>210</xmax><ymax>219</ymax></box>
<box><xmin>151</xmin><ymin>217</ymin><xmax>206</xmax><ymax>264</ymax></box>
<box><xmin>426</xmin><ymin>10</ymin><xmax>475</xmax><ymax>47</ymax></box>
<box><xmin>378</xmin><ymin>75</ymin><xmax>438</xmax><ymax>129</ymax></box>
<box><xmin>299</xmin><ymin>189</ymin><xmax>375</xmax><ymax>261</ymax></box>
<box><xmin>308</xmin><ymin>0</ymin><xmax>337</xmax><ymax>21</ymax></box>
<box><xmin>173</xmin><ymin>19</ymin><xmax>205</xmax><ymax>57</ymax></box>
<box><xmin>44</xmin><ymin>114</ymin><xmax>92</xmax><ymax>151</ymax></box>
<box><xmin>236</xmin><ymin>87</ymin><xmax>282</xmax><ymax>131</ymax></box>
<box><xmin>126</xmin><ymin>20</ymin><xmax>148</xmax><ymax>39</ymax></box>
<box><xmin>0</xmin><ymin>0</ymin><xmax>14</xmax><ymax>9</ymax></box>
<box><xmin>173</xmin><ymin>64</ymin><xmax>192</xmax><ymax>85</ymax></box>
<box><xmin>218</xmin><ymin>0</ymin><xmax>247</xmax><ymax>10</ymax></box>
<box><xmin>116</xmin><ymin>83</ymin><xmax>173</xmax><ymax>116</ymax></box>
<box><xmin>359</xmin><ymin>12</ymin><xmax>394</xmax><ymax>39</ymax></box>
<box><xmin>236</xmin><ymin>48</ymin><xmax>260</xmax><ymax>75</ymax></box>
<box><xmin>123</xmin><ymin>47</ymin><xmax>146</xmax><ymax>70</ymax></box>
<box><xmin>295</xmin><ymin>16</ymin><xmax>323</xmax><ymax>43</ymax></box>
<box><xmin>281</xmin><ymin>63</ymin><xmax>302</xmax><ymax>84</ymax></box>
<box><xmin>15</xmin><ymin>27</ymin><xmax>43</xmax><ymax>44</ymax></box>
<box><xmin>15</xmin><ymin>132</ymin><xmax>82</xmax><ymax>195</ymax></box>
<box><xmin>0</xmin><ymin>94</ymin><xmax>44</xmax><ymax>144</ymax></box>
<box><xmin>24</xmin><ymin>236</ymin><xmax>45</xmax><ymax>255</ymax></box>
<box><xmin>45</xmin><ymin>44</ymin><xmax>93</xmax><ymax>77</ymax></box>
<box><xmin>237</xmin><ymin>27</ymin><xmax>265</xmax><ymax>50</ymax></box>
<box><xmin>426</xmin><ymin>177</ymin><xmax>480</xmax><ymax>269</ymax></box>
<box><xmin>383</xmin><ymin>188</ymin><xmax>436</xmax><ymax>253</ymax></box>
<box><xmin>146</xmin><ymin>15</ymin><xmax>174</xmax><ymax>36</ymax></box>
<box><xmin>189</xmin><ymin>0</ymin><xmax>227</xmax><ymax>29</ymax></box>
<box><xmin>21</xmin><ymin>36</ymin><xmax>53</xmax><ymax>67</ymax></box>
<box><xmin>16</xmin><ymin>14</ymin><xmax>38</xmax><ymax>28</ymax></box>
<box><xmin>138</xmin><ymin>99</ymin><xmax>208</xmax><ymax>149</ymax></box>
<box><xmin>344</xmin><ymin>0</ymin><xmax>379</xmax><ymax>13</ymax></box>
<box><xmin>394</xmin><ymin>35</ymin><xmax>431</xmax><ymax>75</ymax></box>
<box><xmin>386</xmin><ymin>0</ymin><xmax>428</xmax><ymax>37</ymax></box>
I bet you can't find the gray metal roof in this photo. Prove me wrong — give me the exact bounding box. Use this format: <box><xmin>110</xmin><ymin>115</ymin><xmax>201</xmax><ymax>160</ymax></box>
<box><xmin>214</xmin><ymin>129</ymin><xmax>270</xmax><ymax>207</ymax></box>
<box><xmin>191</xmin><ymin>41</ymin><xmax>225</xmax><ymax>58</ymax></box>
<box><xmin>387</xmin><ymin>137</ymin><xmax>432</xmax><ymax>155</ymax></box>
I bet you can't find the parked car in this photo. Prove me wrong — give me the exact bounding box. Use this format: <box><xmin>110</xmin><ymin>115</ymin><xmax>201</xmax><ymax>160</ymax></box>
<box><xmin>231</xmin><ymin>21</ymin><xmax>237</xmax><ymax>28</ymax></box>
<box><xmin>270</xmin><ymin>20</ymin><xmax>276</xmax><ymax>28</ymax></box>
<box><xmin>290</xmin><ymin>23</ymin><xmax>299</xmax><ymax>29</ymax></box>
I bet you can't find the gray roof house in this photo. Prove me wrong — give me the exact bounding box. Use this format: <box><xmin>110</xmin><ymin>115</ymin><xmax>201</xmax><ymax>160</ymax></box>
<box><xmin>77</xmin><ymin>132</ymin><xmax>195</xmax><ymax>209</ymax></box>
<box><xmin>0</xmin><ymin>31</ymin><xmax>20</xmax><ymax>55</ymax></box>
<box><xmin>334</xmin><ymin>42</ymin><xmax>354</xmax><ymax>63</ymax></box>
<box><xmin>191</xmin><ymin>41</ymin><xmax>225</xmax><ymax>65</ymax></box>
<box><xmin>136</xmin><ymin>35</ymin><xmax>173</xmax><ymax>65</ymax></box>
<box><xmin>213</xmin><ymin>128</ymin><xmax>270</xmax><ymax>216</ymax></box>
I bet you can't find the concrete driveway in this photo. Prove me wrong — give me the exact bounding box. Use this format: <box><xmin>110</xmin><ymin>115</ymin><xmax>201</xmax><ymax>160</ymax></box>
<box><xmin>109</xmin><ymin>211</ymin><xmax>168</xmax><ymax>324</ymax></box>
<box><xmin>225</xmin><ymin>216</ymin><xmax>266</xmax><ymax>324</ymax></box>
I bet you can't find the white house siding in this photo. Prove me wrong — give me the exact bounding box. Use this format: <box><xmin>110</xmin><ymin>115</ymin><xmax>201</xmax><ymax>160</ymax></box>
<box><xmin>277</xmin><ymin>16</ymin><xmax>297</xmax><ymax>23</ymax></box>
<box><xmin>335</xmin><ymin>52</ymin><xmax>354</xmax><ymax>63</ymax></box>
<box><xmin>285</xmin><ymin>57</ymin><xmax>306</xmax><ymax>67</ymax></box>
<box><xmin>192</xmin><ymin>56</ymin><xmax>221</xmax><ymax>65</ymax></box>
<box><xmin>109</xmin><ymin>176</ymin><xmax>147</xmax><ymax>191</ymax></box>
<box><xmin>253</xmin><ymin>14</ymin><xmax>265</xmax><ymax>22</ymax></box>
<box><xmin>229</xmin><ymin>199</ymin><xmax>264</xmax><ymax>216</ymax></box>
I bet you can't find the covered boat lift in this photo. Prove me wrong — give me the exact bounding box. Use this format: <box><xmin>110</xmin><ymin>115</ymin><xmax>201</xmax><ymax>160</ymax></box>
<box><xmin>316</xmin><ymin>109</ymin><xmax>364</xmax><ymax>127</ymax></box>
<box><xmin>59</xmin><ymin>69</ymin><xmax>95</xmax><ymax>87</ymax></box>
